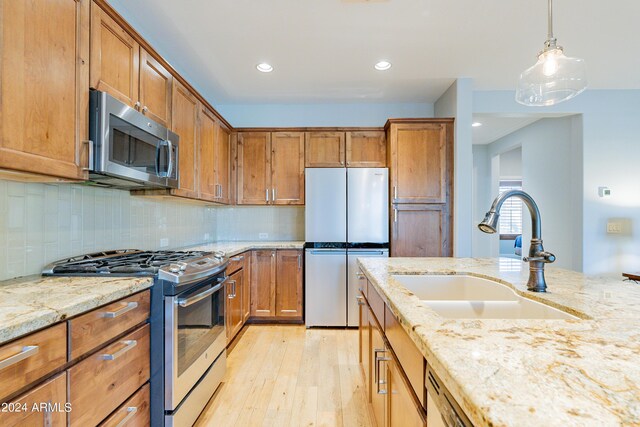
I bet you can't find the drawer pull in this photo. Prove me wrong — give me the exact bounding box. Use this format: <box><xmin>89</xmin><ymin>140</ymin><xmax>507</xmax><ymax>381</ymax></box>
<box><xmin>102</xmin><ymin>302</ymin><xmax>138</xmax><ymax>318</ymax></box>
<box><xmin>115</xmin><ymin>406</ymin><xmax>138</xmax><ymax>427</ymax></box>
<box><xmin>0</xmin><ymin>345</ymin><xmax>39</xmax><ymax>370</ymax></box>
<box><xmin>101</xmin><ymin>340</ymin><xmax>137</xmax><ymax>361</ymax></box>
<box><xmin>230</xmin><ymin>255</ymin><xmax>244</xmax><ymax>261</ymax></box>
<box><xmin>356</xmin><ymin>296</ymin><xmax>365</xmax><ymax>306</ymax></box>
<box><xmin>356</xmin><ymin>271</ymin><xmax>365</xmax><ymax>280</ymax></box>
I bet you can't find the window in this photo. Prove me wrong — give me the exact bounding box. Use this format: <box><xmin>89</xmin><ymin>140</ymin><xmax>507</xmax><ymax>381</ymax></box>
<box><xmin>498</xmin><ymin>180</ymin><xmax>522</xmax><ymax>236</ymax></box>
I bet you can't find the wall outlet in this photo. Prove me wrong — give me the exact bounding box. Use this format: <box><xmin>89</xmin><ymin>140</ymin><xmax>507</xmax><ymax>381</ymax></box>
<box><xmin>259</xmin><ymin>233</ymin><xmax>269</xmax><ymax>240</ymax></box>
<box><xmin>160</xmin><ymin>238</ymin><xmax>169</xmax><ymax>247</ymax></box>
<box><xmin>606</xmin><ymin>218</ymin><xmax>632</xmax><ymax>235</ymax></box>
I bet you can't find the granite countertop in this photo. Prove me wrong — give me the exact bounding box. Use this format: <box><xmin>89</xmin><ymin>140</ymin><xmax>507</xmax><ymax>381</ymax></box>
<box><xmin>0</xmin><ymin>241</ymin><xmax>303</xmax><ymax>346</ymax></box>
<box><xmin>356</xmin><ymin>257</ymin><xmax>640</xmax><ymax>427</ymax></box>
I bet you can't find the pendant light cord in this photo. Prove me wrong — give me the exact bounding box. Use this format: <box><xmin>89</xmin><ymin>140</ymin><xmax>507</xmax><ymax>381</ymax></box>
<box><xmin>547</xmin><ymin>0</ymin><xmax>554</xmax><ymax>40</ymax></box>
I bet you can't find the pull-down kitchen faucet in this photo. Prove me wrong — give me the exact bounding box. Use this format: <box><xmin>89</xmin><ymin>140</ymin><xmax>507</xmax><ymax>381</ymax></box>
<box><xmin>478</xmin><ymin>190</ymin><xmax>555</xmax><ymax>292</ymax></box>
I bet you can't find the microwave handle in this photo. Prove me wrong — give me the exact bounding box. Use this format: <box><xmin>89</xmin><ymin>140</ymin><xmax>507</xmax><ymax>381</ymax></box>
<box><xmin>166</xmin><ymin>140</ymin><xmax>174</xmax><ymax>178</ymax></box>
<box><xmin>156</xmin><ymin>140</ymin><xmax>172</xmax><ymax>178</ymax></box>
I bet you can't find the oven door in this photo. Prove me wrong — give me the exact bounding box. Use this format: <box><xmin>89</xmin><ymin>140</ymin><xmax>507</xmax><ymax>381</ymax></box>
<box><xmin>165</xmin><ymin>276</ymin><xmax>227</xmax><ymax>410</ymax></box>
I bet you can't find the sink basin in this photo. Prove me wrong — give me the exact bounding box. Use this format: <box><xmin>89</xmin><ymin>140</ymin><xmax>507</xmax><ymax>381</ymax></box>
<box><xmin>391</xmin><ymin>274</ymin><xmax>578</xmax><ymax>320</ymax></box>
<box><xmin>392</xmin><ymin>274</ymin><xmax>518</xmax><ymax>301</ymax></box>
<box><xmin>422</xmin><ymin>300</ymin><xmax>578</xmax><ymax>320</ymax></box>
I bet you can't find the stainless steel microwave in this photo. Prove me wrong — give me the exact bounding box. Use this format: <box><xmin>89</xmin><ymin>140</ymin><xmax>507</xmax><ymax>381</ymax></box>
<box><xmin>88</xmin><ymin>90</ymin><xmax>179</xmax><ymax>189</ymax></box>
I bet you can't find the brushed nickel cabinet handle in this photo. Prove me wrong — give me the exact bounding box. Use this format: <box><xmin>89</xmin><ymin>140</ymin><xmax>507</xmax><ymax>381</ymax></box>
<box><xmin>227</xmin><ymin>280</ymin><xmax>236</xmax><ymax>299</ymax></box>
<box><xmin>356</xmin><ymin>271</ymin><xmax>365</xmax><ymax>280</ymax></box>
<box><xmin>115</xmin><ymin>406</ymin><xmax>138</xmax><ymax>427</ymax></box>
<box><xmin>266</xmin><ymin>189</ymin><xmax>269</xmax><ymax>202</ymax></box>
<box><xmin>272</xmin><ymin>188</ymin><xmax>276</xmax><ymax>201</ymax></box>
<box><xmin>231</xmin><ymin>256</ymin><xmax>244</xmax><ymax>262</ymax></box>
<box><xmin>142</xmin><ymin>106</ymin><xmax>149</xmax><ymax>113</ymax></box>
<box><xmin>375</xmin><ymin>348</ymin><xmax>391</xmax><ymax>395</ymax></box>
<box><xmin>101</xmin><ymin>340</ymin><xmax>137</xmax><ymax>361</ymax></box>
<box><xmin>356</xmin><ymin>295</ymin><xmax>365</xmax><ymax>306</ymax></box>
<box><xmin>134</xmin><ymin>101</ymin><xmax>141</xmax><ymax>110</ymax></box>
<box><xmin>0</xmin><ymin>345</ymin><xmax>39</xmax><ymax>370</ymax></box>
<box><xmin>102</xmin><ymin>301</ymin><xmax>138</xmax><ymax>318</ymax></box>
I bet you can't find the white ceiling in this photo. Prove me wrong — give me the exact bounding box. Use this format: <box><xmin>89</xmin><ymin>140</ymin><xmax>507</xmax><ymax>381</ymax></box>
<box><xmin>108</xmin><ymin>0</ymin><xmax>640</xmax><ymax>104</ymax></box>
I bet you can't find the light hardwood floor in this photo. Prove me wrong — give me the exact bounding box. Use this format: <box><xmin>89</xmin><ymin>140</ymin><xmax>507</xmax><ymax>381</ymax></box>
<box><xmin>195</xmin><ymin>325</ymin><xmax>374</xmax><ymax>427</ymax></box>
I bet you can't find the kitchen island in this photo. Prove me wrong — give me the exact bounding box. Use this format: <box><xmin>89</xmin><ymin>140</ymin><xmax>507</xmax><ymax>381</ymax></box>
<box><xmin>357</xmin><ymin>257</ymin><xmax>640</xmax><ymax>426</ymax></box>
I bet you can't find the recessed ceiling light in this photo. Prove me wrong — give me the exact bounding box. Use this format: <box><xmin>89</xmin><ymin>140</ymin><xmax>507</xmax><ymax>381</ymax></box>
<box><xmin>256</xmin><ymin>63</ymin><xmax>273</xmax><ymax>73</ymax></box>
<box><xmin>472</xmin><ymin>122</ymin><xmax>483</xmax><ymax>127</ymax></box>
<box><xmin>374</xmin><ymin>61</ymin><xmax>392</xmax><ymax>71</ymax></box>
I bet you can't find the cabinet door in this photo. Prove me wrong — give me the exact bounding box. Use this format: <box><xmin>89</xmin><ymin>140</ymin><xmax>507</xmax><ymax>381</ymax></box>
<box><xmin>0</xmin><ymin>0</ymin><xmax>89</xmax><ymax>180</ymax></box>
<box><xmin>346</xmin><ymin>131</ymin><xmax>386</xmax><ymax>167</ymax></box>
<box><xmin>251</xmin><ymin>250</ymin><xmax>276</xmax><ymax>317</ymax></box>
<box><xmin>389</xmin><ymin>123</ymin><xmax>449</xmax><ymax>204</ymax></box>
<box><xmin>242</xmin><ymin>254</ymin><xmax>251</xmax><ymax>322</ymax></box>
<box><xmin>370</xmin><ymin>319</ymin><xmax>387</xmax><ymax>427</ymax></box>
<box><xmin>237</xmin><ymin>132</ymin><xmax>271</xmax><ymax>205</ymax></box>
<box><xmin>90</xmin><ymin>2</ymin><xmax>139</xmax><ymax>108</ymax></box>
<box><xmin>226</xmin><ymin>269</ymin><xmax>244</xmax><ymax>343</ymax></box>
<box><xmin>171</xmin><ymin>81</ymin><xmax>199</xmax><ymax>198</ymax></box>
<box><xmin>304</xmin><ymin>131</ymin><xmax>345</xmax><ymax>167</ymax></box>
<box><xmin>139</xmin><ymin>48</ymin><xmax>172</xmax><ymax>127</ymax></box>
<box><xmin>214</xmin><ymin>124</ymin><xmax>231</xmax><ymax>204</ymax></box>
<box><xmin>391</xmin><ymin>204</ymin><xmax>451</xmax><ymax>257</ymax></box>
<box><xmin>271</xmin><ymin>132</ymin><xmax>305</xmax><ymax>205</ymax></box>
<box><xmin>275</xmin><ymin>250</ymin><xmax>303</xmax><ymax>319</ymax></box>
<box><xmin>359</xmin><ymin>295</ymin><xmax>371</xmax><ymax>402</ymax></box>
<box><xmin>0</xmin><ymin>373</ymin><xmax>67</xmax><ymax>427</ymax></box>
<box><xmin>197</xmin><ymin>107</ymin><xmax>217</xmax><ymax>201</ymax></box>
<box><xmin>388</xmin><ymin>359</ymin><xmax>426</xmax><ymax>427</ymax></box>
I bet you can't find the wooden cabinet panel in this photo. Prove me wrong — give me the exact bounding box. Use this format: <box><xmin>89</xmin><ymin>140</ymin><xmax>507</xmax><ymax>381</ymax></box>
<box><xmin>385</xmin><ymin>306</ymin><xmax>424</xmax><ymax>407</ymax></box>
<box><xmin>346</xmin><ymin>131</ymin><xmax>386</xmax><ymax>167</ymax></box>
<box><xmin>215</xmin><ymin>124</ymin><xmax>231</xmax><ymax>204</ymax></box>
<box><xmin>391</xmin><ymin>204</ymin><xmax>451</xmax><ymax>257</ymax></box>
<box><xmin>304</xmin><ymin>131</ymin><xmax>345</xmax><ymax>167</ymax></box>
<box><xmin>271</xmin><ymin>132</ymin><xmax>305</xmax><ymax>205</ymax></box>
<box><xmin>0</xmin><ymin>0</ymin><xmax>89</xmax><ymax>180</ymax></box>
<box><xmin>388</xmin><ymin>359</ymin><xmax>425</xmax><ymax>427</ymax></box>
<box><xmin>226</xmin><ymin>269</ymin><xmax>244</xmax><ymax>344</ymax></box>
<box><xmin>99</xmin><ymin>383</ymin><xmax>150</xmax><ymax>427</ymax></box>
<box><xmin>250</xmin><ymin>250</ymin><xmax>276</xmax><ymax>317</ymax></box>
<box><xmin>370</xmin><ymin>319</ymin><xmax>386</xmax><ymax>427</ymax></box>
<box><xmin>68</xmin><ymin>324</ymin><xmax>150</xmax><ymax>427</ymax></box>
<box><xmin>90</xmin><ymin>1</ymin><xmax>139</xmax><ymax>108</ymax></box>
<box><xmin>237</xmin><ymin>132</ymin><xmax>271</xmax><ymax>205</ymax></box>
<box><xmin>242</xmin><ymin>254</ymin><xmax>251</xmax><ymax>322</ymax></box>
<box><xmin>359</xmin><ymin>293</ymin><xmax>371</xmax><ymax>402</ymax></box>
<box><xmin>171</xmin><ymin>81</ymin><xmax>199</xmax><ymax>198</ymax></box>
<box><xmin>69</xmin><ymin>290</ymin><xmax>150</xmax><ymax>360</ymax></box>
<box><xmin>139</xmin><ymin>48</ymin><xmax>172</xmax><ymax>127</ymax></box>
<box><xmin>198</xmin><ymin>107</ymin><xmax>218</xmax><ymax>201</ymax></box>
<box><xmin>0</xmin><ymin>323</ymin><xmax>66</xmax><ymax>401</ymax></box>
<box><xmin>275</xmin><ymin>250</ymin><xmax>303</xmax><ymax>319</ymax></box>
<box><xmin>367</xmin><ymin>280</ymin><xmax>385</xmax><ymax>328</ymax></box>
<box><xmin>0</xmin><ymin>373</ymin><xmax>67</xmax><ymax>427</ymax></box>
<box><xmin>389</xmin><ymin>123</ymin><xmax>449</xmax><ymax>204</ymax></box>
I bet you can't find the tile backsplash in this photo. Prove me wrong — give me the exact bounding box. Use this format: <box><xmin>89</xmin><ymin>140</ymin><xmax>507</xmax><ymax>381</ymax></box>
<box><xmin>0</xmin><ymin>180</ymin><xmax>305</xmax><ymax>281</ymax></box>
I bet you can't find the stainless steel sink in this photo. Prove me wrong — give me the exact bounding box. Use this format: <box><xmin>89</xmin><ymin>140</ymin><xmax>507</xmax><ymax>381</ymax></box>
<box><xmin>391</xmin><ymin>274</ymin><xmax>578</xmax><ymax>320</ymax></box>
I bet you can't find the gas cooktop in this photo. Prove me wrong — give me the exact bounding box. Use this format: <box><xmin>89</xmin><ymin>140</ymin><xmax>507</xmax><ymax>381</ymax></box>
<box><xmin>42</xmin><ymin>249</ymin><xmax>216</xmax><ymax>276</ymax></box>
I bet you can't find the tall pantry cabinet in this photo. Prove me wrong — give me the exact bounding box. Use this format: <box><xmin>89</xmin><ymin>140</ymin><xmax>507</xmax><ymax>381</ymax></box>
<box><xmin>386</xmin><ymin>119</ymin><xmax>454</xmax><ymax>257</ymax></box>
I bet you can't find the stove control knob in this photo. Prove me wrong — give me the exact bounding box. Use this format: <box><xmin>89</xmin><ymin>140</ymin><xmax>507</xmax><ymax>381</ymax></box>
<box><xmin>169</xmin><ymin>264</ymin><xmax>181</xmax><ymax>273</ymax></box>
<box><xmin>178</xmin><ymin>262</ymin><xmax>187</xmax><ymax>271</ymax></box>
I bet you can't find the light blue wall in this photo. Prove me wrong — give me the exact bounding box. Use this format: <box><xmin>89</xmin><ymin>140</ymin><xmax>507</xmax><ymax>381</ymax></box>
<box><xmin>216</xmin><ymin>103</ymin><xmax>434</xmax><ymax>127</ymax></box>
<box><xmin>474</xmin><ymin>90</ymin><xmax>640</xmax><ymax>275</ymax></box>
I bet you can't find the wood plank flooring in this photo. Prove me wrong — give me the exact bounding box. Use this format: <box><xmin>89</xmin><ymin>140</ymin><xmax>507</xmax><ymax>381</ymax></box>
<box><xmin>195</xmin><ymin>325</ymin><xmax>374</xmax><ymax>427</ymax></box>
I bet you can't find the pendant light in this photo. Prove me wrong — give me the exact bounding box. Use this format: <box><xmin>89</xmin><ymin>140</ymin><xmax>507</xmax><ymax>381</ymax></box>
<box><xmin>515</xmin><ymin>0</ymin><xmax>587</xmax><ymax>106</ymax></box>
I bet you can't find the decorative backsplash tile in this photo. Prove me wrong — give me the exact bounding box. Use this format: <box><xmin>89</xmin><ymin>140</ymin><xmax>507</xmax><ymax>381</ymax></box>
<box><xmin>0</xmin><ymin>180</ymin><xmax>305</xmax><ymax>281</ymax></box>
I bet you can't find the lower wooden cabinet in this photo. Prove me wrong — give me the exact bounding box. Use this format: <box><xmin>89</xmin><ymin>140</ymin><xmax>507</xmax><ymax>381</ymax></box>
<box><xmin>388</xmin><ymin>358</ymin><xmax>424</xmax><ymax>427</ymax></box>
<box><xmin>99</xmin><ymin>384</ymin><xmax>150</xmax><ymax>427</ymax></box>
<box><xmin>391</xmin><ymin>204</ymin><xmax>451</xmax><ymax>257</ymax></box>
<box><xmin>370</xmin><ymin>316</ymin><xmax>387</xmax><ymax>427</ymax></box>
<box><xmin>251</xmin><ymin>249</ymin><xmax>303</xmax><ymax>321</ymax></box>
<box><xmin>0</xmin><ymin>373</ymin><xmax>67</xmax><ymax>427</ymax></box>
<box><xmin>226</xmin><ymin>268</ymin><xmax>244</xmax><ymax>344</ymax></box>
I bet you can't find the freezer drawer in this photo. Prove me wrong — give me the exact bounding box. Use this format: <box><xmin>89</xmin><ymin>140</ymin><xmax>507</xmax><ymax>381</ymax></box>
<box><xmin>305</xmin><ymin>249</ymin><xmax>347</xmax><ymax>327</ymax></box>
<box><xmin>305</xmin><ymin>168</ymin><xmax>347</xmax><ymax>242</ymax></box>
<box><xmin>347</xmin><ymin>168</ymin><xmax>388</xmax><ymax>244</ymax></box>
<box><xmin>347</xmin><ymin>249</ymin><xmax>388</xmax><ymax>327</ymax></box>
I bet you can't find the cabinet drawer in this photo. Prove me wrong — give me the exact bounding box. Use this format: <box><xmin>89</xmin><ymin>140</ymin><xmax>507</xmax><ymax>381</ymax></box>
<box><xmin>366</xmin><ymin>280</ymin><xmax>385</xmax><ymax>327</ymax></box>
<box><xmin>69</xmin><ymin>290</ymin><xmax>150</xmax><ymax>360</ymax></box>
<box><xmin>99</xmin><ymin>383</ymin><xmax>150</xmax><ymax>427</ymax></box>
<box><xmin>385</xmin><ymin>306</ymin><xmax>425</xmax><ymax>407</ymax></box>
<box><xmin>0</xmin><ymin>323</ymin><xmax>66</xmax><ymax>401</ymax></box>
<box><xmin>68</xmin><ymin>324</ymin><xmax>150</xmax><ymax>426</ymax></box>
<box><xmin>0</xmin><ymin>372</ymin><xmax>67</xmax><ymax>427</ymax></box>
<box><xmin>227</xmin><ymin>253</ymin><xmax>247</xmax><ymax>275</ymax></box>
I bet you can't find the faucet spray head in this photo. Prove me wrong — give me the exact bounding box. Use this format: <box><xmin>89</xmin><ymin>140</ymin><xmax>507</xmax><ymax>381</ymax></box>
<box><xmin>478</xmin><ymin>211</ymin><xmax>500</xmax><ymax>234</ymax></box>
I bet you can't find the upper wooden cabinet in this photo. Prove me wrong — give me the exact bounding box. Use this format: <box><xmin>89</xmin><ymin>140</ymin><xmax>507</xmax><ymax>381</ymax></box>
<box><xmin>0</xmin><ymin>0</ymin><xmax>89</xmax><ymax>181</ymax></box>
<box><xmin>237</xmin><ymin>132</ymin><xmax>304</xmax><ymax>205</ymax></box>
<box><xmin>346</xmin><ymin>131</ymin><xmax>386</xmax><ymax>167</ymax></box>
<box><xmin>271</xmin><ymin>132</ymin><xmax>305</xmax><ymax>205</ymax></box>
<box><xmin>387</xmin><ymin>121</ymin><xmax>452</xmax><ymax>204</ymax></box>
<box><xmin>305</xmin><ymin>132</ymin><xmax>345</xmax><ymax>167</ymax></box>
<box><xmin>90</xmin><ymin>2</ymin><xmax>172</xmax><ymax>127</ymax></box>
<box><xmin>214</xmin><ymin>124</ymin><xmax>231</xmax><ymax>204</ymax></box>
<box><xmin>171</xmin><ymin>81</ymin><xmax>199</xmax><ymax>199</ymax></box>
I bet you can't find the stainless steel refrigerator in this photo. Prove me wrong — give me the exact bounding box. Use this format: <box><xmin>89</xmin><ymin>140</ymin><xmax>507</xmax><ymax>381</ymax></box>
<box><xmin>305</xmin><ymin>168</ymin><xmax>389</xmax><ymax>327</ymax></box>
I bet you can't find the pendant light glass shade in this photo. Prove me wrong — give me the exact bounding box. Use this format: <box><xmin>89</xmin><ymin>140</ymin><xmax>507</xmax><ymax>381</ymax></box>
<box><xmin>515</xmin><ymin>0</ymin><xmax>587</xmax><ymax>106</ymax></box>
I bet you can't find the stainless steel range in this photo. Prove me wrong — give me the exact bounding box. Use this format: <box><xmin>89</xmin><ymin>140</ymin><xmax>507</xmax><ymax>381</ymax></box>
<box><xmin>43</xmin><ymin>249</ymin><xmax>229</xmax><ymax>427</ymax></box>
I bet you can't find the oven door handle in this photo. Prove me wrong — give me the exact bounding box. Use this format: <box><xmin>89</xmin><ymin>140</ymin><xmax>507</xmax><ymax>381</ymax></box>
<box><xmin>176</xmin><ymin>277</ymin><xmax>228</xmax><ymax>307</ymax></box>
